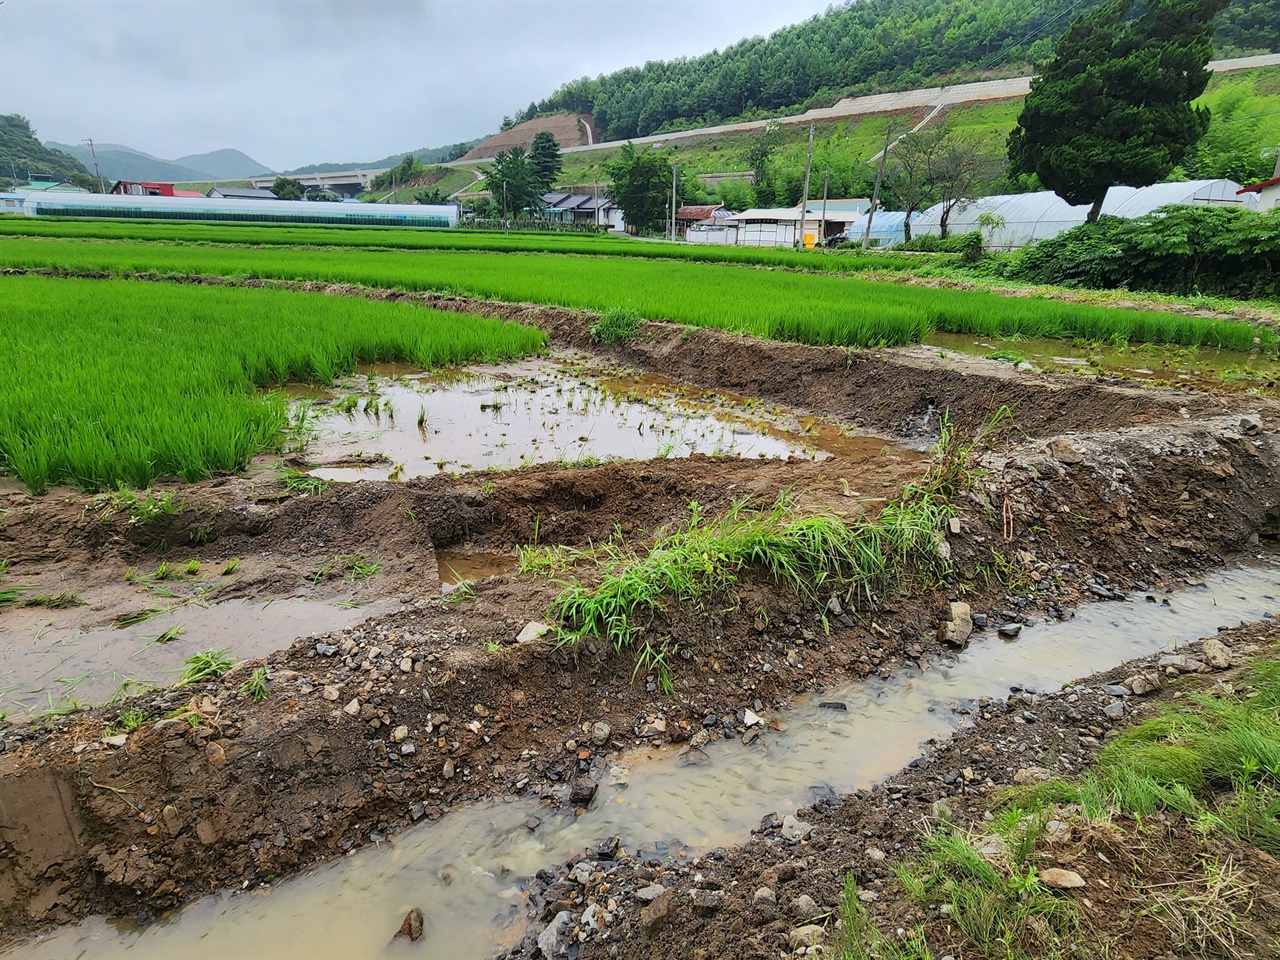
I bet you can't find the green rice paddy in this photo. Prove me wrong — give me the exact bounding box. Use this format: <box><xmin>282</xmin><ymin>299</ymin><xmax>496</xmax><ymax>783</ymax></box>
<box><xmin>1</xmin><ymin>275</ymin><xmax>546</xmax><ymax>493</ymax></box>
<box><xmin>1</xmin><ymin>235</ymin><xmax>1269</xmax><ymax>352</ymax></box>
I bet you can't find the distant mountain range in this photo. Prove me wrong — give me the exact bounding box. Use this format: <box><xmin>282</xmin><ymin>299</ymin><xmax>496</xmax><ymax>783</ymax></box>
<box><xmin>282</xmin><ymin>138</ymin><xmax>487</xmax><ymax>176</ymax></box>
<box><xmin>44</xmin><ymin>141</ymin><xmax>272</xmax><ymax>183</ymax></box>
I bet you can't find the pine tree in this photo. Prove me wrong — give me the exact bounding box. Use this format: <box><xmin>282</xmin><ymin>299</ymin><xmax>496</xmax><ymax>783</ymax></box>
<box><xmin>1009</xmin><ymin>0</ymin><xmax>1228</xmax><ymax>221</ymax></box>
<box><xmin>529</xmin><ymin>131</ymin><xmax>563</xmax><ymax>193</ymax></box>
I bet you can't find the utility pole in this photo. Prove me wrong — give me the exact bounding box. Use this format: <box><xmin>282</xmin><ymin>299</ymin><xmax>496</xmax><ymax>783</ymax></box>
<box><xmin>502</xmin><ymin>180</ymin><xmax>509</xmax><ymax>236</ymax></box>
<box><xmin>83</xmin><ymin>138</ymin><xmax>106</xmax><ymax>193</ymax></box>
<box><xmin>862</xmin><ymin>121</ymin><xmax>894</xmax><ymax>250</ymax></box>
<box><xmin>819</xmin><ymin>169</ymin><xmax>829</xmax><ymax>247</ymax></box>
<box><xmin>669</xmin><ymin>163</ymin><xmax>678</xmax><ymax>241</ymax></box>
<box><xmin>795</xmin><ymin>122</ymin><xmax>814</xmax><ymax>249</ymax></box>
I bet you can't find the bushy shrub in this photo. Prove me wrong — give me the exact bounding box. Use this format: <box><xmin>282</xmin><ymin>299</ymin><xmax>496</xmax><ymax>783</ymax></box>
<box><xmin>898</xmin><ymin>231</ymin><xmax>984</xmax><ymax>259</ymax></box>
<box><xmin>1006</xmin><ymin>205</ymin><xmax>1280</xmax><ymax>298</ymax></box>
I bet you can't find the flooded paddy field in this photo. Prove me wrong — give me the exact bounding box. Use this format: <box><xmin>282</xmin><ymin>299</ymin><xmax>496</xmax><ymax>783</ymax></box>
<box><xmin>303</xmin><ymin>358</ymin><xmax>908</xmax><ymax>483</ymax></box>
<box><xmin>4</xmin><ymin>294</ymin><xmax>1280</xmax><ymax>960</ymax></box>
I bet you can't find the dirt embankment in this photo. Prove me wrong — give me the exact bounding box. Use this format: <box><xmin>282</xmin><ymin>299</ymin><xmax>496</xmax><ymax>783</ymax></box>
<box><xmin>2</xmin><ymin>313</ymin><xmax>1279</xmax><ymax>947</ymax></box>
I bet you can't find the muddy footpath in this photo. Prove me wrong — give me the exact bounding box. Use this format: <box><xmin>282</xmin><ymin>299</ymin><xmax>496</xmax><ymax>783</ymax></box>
<box><xmin>3</xmin><ymin>302</ymin><xmax>1280</xmax><ymax>958</ymax></box>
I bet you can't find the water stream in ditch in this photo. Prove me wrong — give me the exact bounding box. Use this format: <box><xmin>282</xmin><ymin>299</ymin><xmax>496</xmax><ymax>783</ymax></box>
<box><xmin>15</xmin><ymin>560</ymin><xmax>1280</xmax><ymax>959</ymax></box>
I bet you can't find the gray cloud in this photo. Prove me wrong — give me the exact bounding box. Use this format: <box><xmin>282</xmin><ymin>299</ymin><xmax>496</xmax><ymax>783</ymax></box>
<box><xmin>1</xmin><ymin>0</ymin><xmax>832</xmax><ymax>170</ymax></box>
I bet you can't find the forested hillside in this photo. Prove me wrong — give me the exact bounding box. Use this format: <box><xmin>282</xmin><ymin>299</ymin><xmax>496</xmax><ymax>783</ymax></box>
<box><xmin>535</xmin><ymin>0</ymin><xmax>1280</xmax><ymax>141</ymax></box>
<box><xmin>1</xmin><ymin>115</ymin><xmax>91</xmax><ymax>185</ymax></box>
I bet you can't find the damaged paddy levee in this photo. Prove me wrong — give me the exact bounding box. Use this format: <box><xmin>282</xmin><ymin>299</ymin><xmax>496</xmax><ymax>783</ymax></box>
<box><xmin>4</xmin><ymin>254</ymin><xmax>1280</xmax><ymax>960</ymax></box>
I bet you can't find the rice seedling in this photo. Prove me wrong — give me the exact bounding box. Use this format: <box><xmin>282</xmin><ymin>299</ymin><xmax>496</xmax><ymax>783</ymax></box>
<box><xmin>114</xmin><ymin>606</ymin><xmax>167</xmax><ymax>627</ymax></box>
<box><xmin>20</xmin><ymin>590</ymin><xmax>85</xmax><ymax>609</ymax></box>
<box><xmin>280</xmin><ymin>467</ymin><xmax>331</xmax><ymax>496</ymax></box>
<box><xmin>117</xmin><ymin>709</ymin><xmax>148</xmax><ymax>732</ymax></box>
<box><xmin>178</xmin><ymin>648</ymin><xmax>236</xmax><ymax>685</ymax></box>
<box><xmin>149</xmin><ymin>624</ymin><xmax>185</xmax><ymax>644</ymax></box>
<box><xmin>154</xmin><ymin>561</ymin><xmax>178</xmax><ymax>581</ymax></box>
<box><xmin>221</xmin><ymin>558</ymin><xmax>240</xmax><ymax>576</ymax></box>
<box><xmin>340</xmin><ymin>553</ymin><xmax>381</xmax><ymax>580</ymax></box>
<box><xmin>0</xmin><ymin>275</ymin><xmax>546</xmax><ymax>493</ymax></box>
<box><xmin>184</xmin><ymin>558</ymin><xmax>201</xmax><ymax>576</ymax></box>
<box><xmin>0</xmin><ymin>240</ymin><xmax>1266</xmax><ymax>374</ymax></box>
<box><xmin>240</xmin><ymin>665</ymin><xmax>271</xmax><ymax>701</ymax></box>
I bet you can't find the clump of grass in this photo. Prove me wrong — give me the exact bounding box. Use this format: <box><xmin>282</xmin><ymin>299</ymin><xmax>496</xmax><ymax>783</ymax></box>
<box><xmin>311</xmin><ymin>552</ymin><xmax>381</xmax><ymax>584</ymax></box>
<box><xmin>117</xmin><ymin>709</ymin><xmax>148</xmax><ymax>732</ymax></box>
<box><xmin>280</xmin><ymin>467</ymin><xmax>331</xmax><ymax>496</ymax></box>
<box><xmin>518</xmin><ymin>544</ymin><xmax>582</xmax><ymax>576</ymax></box>
<box><xmin>221</xmin><ymin>558</ymin><xmax>240</xmax><ymax>576</ymax></box>
<box><xmin>21</xmin><ymin>590</ymin><xmax>86</xmax><ymax>609</ymax></box>
<box><xmin>183</xmin><ymin>558</ymin><xmax>201</xmax><ymax>576</ymax></box>
<box><xmin>114</xmin><ymin>606</ymin><xmax>167</xmax><ymax>627</ymax></box>
<box><xmin>154</xmin><ymin>561</ymin><xmax>178</xmax><ymax>581</ymax></box>
<box><xmin>240</xmin><ymin>665</ymin><xmax>271</xmax><ymax>701</ymax></box>
<box><xmin>445</xmin><ymin>581</ymin><xmax>476</xmax><ymax>604</ymax></box>
<box><xmin>986</xmin><ymin>348</ymin><xmax>1027</xmax><ymax>364</ymax></box>
<box><xmin>178</xmin><ymin>648</ymin><xmax>236</xmax><ymax>685</ymax></box>
<box><xmin>552</xmin><ymin>492</ymin><xmax>952</xmax><ymax>682</ymax></box>
<box><xmin>99</xmin><ymin>485</ymin><xmax>181</xmax><ymax>525</ymax></box>
<box><xmin>1022</xmin><ymin>656</ymin><xmax>1280</xmax><ymax>857</ymax></box>
<box><xmin>589</xmin><ymin>307</ymin><xmax>642</xmax><ymax>344</ymax></box>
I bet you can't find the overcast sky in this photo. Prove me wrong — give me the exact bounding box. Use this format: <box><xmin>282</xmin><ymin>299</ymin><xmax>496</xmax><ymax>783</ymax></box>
<box><xmin>1</xmin><ymin>0</ymin><xmax>834</xmax><ymax>170</ymax></box>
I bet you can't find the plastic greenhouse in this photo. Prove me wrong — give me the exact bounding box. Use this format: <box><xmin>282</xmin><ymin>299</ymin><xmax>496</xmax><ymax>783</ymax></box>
<box><xmin>18</xmin><ymin>191</ymin><xmax>458</xmax><ymax>228</ymax></box>
<box><xmin>858</xmin><ymin>211</ymin><xmax>920</xmax><ymax>249</ymax></box>
<box><xmin>913</xmin><ymin>179</ymin><xmax>1256</xmax><ymax>250</ymax></box>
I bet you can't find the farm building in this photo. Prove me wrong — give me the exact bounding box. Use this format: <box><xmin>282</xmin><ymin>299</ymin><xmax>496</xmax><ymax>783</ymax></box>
<box><xmin>675</xmin><ymin>204</ymin><xmax>725</xmax><ymax>235</ymax></box>
<box><xmin>15</xmin><ymin>178</ymin><xmax>90</xmax><ymax>194</ymax></box>
<box><xmin>1</xmin><ymin>192</ymin><xmax>25</xmax><ymax>213</ymax></box>
<box><xmin>724</xmin><ymin>199</ymin><xmax>868</xmax><ymax>247</ymax></box>
<box><xmin>797</xmin><ymin>198</ymin><xmax>869</xmax><ymax>244</ymax></box>
<box><xmin>112</xmin><ymin>181</ymin><xmax>203</xmax><ymax>198</ymax></box>
<box><xmin>206</xmin><ymin>186</ymin><xmax>279</xmax><ymax>200</ymax></box>
<box><xmin>540</xmin><ymin>193</ymin><xmax>624</xmax><ymax>229</ymax></box>
<box><xmin>914</xmin><ymin>179</ymin><xmax>1257</xmax><ymax>250</ymax></box>
<box><xmin>1238</xmin><ymin>172</ymin><xmax>1280</xmax><ymax>211</ymax></box>
<box><xmin>16</xmin><ymin>191</ymin><xmax>458</xmax><ymax>228</ymax></box>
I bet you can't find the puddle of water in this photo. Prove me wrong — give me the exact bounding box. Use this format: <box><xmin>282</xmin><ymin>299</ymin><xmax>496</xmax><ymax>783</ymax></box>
<box><xmin>0</xmin><ymin>599</ymin><xmax>376</xmax><ymax>720</ymax></box>
<box><xmin>435</xmin><ymin>550</ymin><xmax>518</xmax><ymax>585</ymax></box>
<box><xmin>306</xmin><ymin>360</ymin><xmax>907</xmax><ymax>482</ymax></box>
<box><xmin>15</xmin><ymin>561</ymin><xmax>1280</xmax><ymax>959</ymax></box>
<box><xmin>926</xmin><ymin>331</ymin><xmax>1278</xmax><ymax>391</ymax></box>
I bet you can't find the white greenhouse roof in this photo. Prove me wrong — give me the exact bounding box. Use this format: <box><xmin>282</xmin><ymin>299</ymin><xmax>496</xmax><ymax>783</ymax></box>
<box><xmin>914</xmin><ymin>179</ymin><xmax>1256</xmax><ymax>250</ymax></box>
<box><xmin>18</xmin><ymin>191</ymin><xmax>458</xmax><ymax>228</ymax></box>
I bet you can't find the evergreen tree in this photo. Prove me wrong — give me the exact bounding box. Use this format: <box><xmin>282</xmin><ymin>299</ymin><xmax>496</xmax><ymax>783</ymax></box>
<box><xmin>605</xmin><ymin>143</ymin><xmax>675</xmax><ymax>233</ymax></box>
<box><xmin>1009</xmin><ymin>0</ymin><xmax>1228</xmax><ymax>221</ymax></box>
<box><xmin>529</xmin><ymin>131</ymin><xmax>563</xmax><ymax>193</ymax></box>
<box><xmin>269</xmin><ymin>176</ymin><xmax>305</xmax><ymax>200</ymax></box>
<box><xmin>485</xmin><ymin>147</ymin><xmax>541</xmax><ymax>217</ymax></box>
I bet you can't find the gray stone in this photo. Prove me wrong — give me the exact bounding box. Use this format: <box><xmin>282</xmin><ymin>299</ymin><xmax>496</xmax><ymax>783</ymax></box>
<box><xmin>591</xmin><ymin>721</ymin><xmax>612</xmax><ymax>745</ymax></box>
<box><xmin>569</xmin><ymin>860</ymin><xmax>595</xmax><ymax>885</ymax></box>
<box><xmin>865</xmin><ymin>847</ymin><xmax>886</xmax><ymax>862</ymax></box>
<box><xmin>790</xmin><ymin>893</ymin><xmax>821</xmax><ymax>918</ymax></box>
<box><xmin>753</xmin><ymin>886</ymin><xmax>776</xmax><ymax>905</ymax></box>
<box><xmin>102</xmin><ymin>733</ymin><xmax>128</xmax><ymax>748</ymax></box>
<box><xmin>789</xmin><ymin>925</ymin><xmax>827</xmax><ymax>949</ymax></box>
<box><xmin>781</xmin><ymin>814</ymin><xmax>814</xmax><ymax>841</ymax></box>
<box><xmin>998</xmin><ymin>623</ymin><xmax>1023</xmax><ymax>639</ymax></box>
<box><xmin>1103</xmin><ymin>702</ymin><xmax>1125</xmax><ymax>719</ymax></box>
<box><xmin>1201</xmin><ymin>637</ymin><xmax>1232</xmax><ymax>669</ymax></box>
<box><xmin>400</xmin><ymin>741</ymin><xmax>416</xmax><ymax>755</ymax></box>
<box><xmin>688</xmin><ymin>888</ymin><xmax>725</xmax><ymax>911</ymax></box>
<box><xmin>1041</xmin><ymin>867</ymin><xmax>1086</xmax><ymax>889</ymax></box>
<box><xmin>343</xmin><ymin>698</ymin><xmax>360</xmax><ymax>716</ymax></box>
<box><xmin>1124</xmin><ymin>674</ymin><xmax>1160</xmax><ymax>696</ymax></box>
<box><xmin>826</xmin><ymin>595</ymin><xmax>844</xmax><ymax>617</ymax></box>
<box><xmin>516</xmin><ymin>621</ymin><xmax>552</xmax><ymax>644</ymax></box>
<box><xmin>315</xmin><ymin>642</ymin><xmax>338</xmax><ymax>657</ymax></box>
<box><xmin>569</xmin><ymin>777</ymin><xmax>599</xmax><ymax>806</ymax></box>
<box><xmin>939</xmin><ymin>601</ymin><xmax>973</xmax><ymax>647</ymax></box>
<box><xmin>322</xmin><ymin>685</ymin><xmax>341</xmax><ymax>701</ymax></box>
<box><xmin>742</xmin><ymin>708</ymin><xmax>763</xmax><ymax>727</ymax></box>
<box><xmin>636</xmin><ymin>883</ymin><xmax>667</xmax><ymax>902</ymax></box>
<box><xmin>161</xmin><ymin>804</ymin><xmax>184</xmax><ymax>837</ymax></box>
<box><xmin>1240</xmin><ymin>415</ymin><xmax>1263</xmax><ymax>436</ymax></box>
<box><xmin>537</xmin><ymin>910</ymin><xmax>572</xmax><ymax>958</ymax></box>
<box><xmin>1100</xmin><ymin>684</ymin><xmax>1130</xmax><ymax>697</ymax></box>
<box><xmin>443</xmin><ymin>759</ymin><xmax>456</xmax><ymax>779</ymax></box>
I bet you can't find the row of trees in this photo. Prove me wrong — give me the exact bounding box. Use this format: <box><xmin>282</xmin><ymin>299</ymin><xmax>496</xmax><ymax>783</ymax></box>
<box><xmin>527</xmin><ymin>0</ymin><xmax>1273</xmax><ymax>141</ymax></box>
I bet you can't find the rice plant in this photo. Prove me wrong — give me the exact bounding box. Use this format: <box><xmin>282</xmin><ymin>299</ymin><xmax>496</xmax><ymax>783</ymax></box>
<box><xmin>178</xmin><ymin>648</ymin><xmax>236</xmax><ymax>685</ymax></box>
<box><xmin>240</xmin><ymin>665</ymin><xmax>271</xmax><ymax>701</ymax></box>
<box><xmin>221</xmin><ymin>558</ymin><xmax>240</xmax><ymax>575</ymax></box>
<box><xmin>0</xmin><ymin>275</ymin><xmax>546</xmax><ymax>493</ymax></box>
<box><xmin>280</xmin><ymin>467</ymin><xmax>331</xmax><ymax>496</ymax></box>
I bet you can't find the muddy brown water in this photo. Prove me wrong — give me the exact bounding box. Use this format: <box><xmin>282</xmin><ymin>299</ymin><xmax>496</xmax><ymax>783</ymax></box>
<box><xmin>15</xmin><ymin>560</ymin><xmax>1280</xmax><ymax>959</ymax></box>
<box><xmin>435</xmin><ymin>550</ymin><xmax>518</xmax><ymax>585</ymax></box>
<box><xmin>0</xmin><ymin>599</ymin><xmax>383</xmax><ymax>721</ymax></box>
<box><xmin>306</xmin><ymin>359</ymin><xmax>910</xmax><ymax>483</ymax></box>
<box><xmin>926</xmin><ymin>331</ymin><xmax>1278</xmax><ymax>390</ymax></box>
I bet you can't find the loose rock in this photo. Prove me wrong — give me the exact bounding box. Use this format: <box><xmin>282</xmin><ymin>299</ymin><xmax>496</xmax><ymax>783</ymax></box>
<box><xmin>395</xmin><ymin>907</ymin><xmax>424</xmax><ymax>942</ymax></box>
<box><xmin>1041</xmin><ymin>868</ymin><xmax>1086</xmax><ymax>889</ymax></box>
<box><xmin>782</xmin><ymin>814</ymin><xmax>814</xmax><ymax>841</ymax></box>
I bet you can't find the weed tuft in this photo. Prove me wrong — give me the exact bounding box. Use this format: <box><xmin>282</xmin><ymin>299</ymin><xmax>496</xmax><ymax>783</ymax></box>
<box><xmin>178</xmin><ymin>648</ymin><xmax>235</xmax><ymax>685</ymax></box>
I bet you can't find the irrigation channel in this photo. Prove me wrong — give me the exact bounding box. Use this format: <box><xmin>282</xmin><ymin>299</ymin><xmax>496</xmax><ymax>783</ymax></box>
<box><xmin>303</xmin><ymin>359</ymin><xmax>907</xmax><ymax>482</ymax></box>
<box><xmin>15</xmin><ymin>560</ymin><xmax>1280</xmax><ymax>960</ymax></box>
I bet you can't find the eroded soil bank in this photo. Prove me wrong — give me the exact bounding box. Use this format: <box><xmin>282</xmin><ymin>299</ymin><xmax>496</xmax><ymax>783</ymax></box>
<box><xmin>2</xmin><ymin>303</ymin><xmax>1280</xmax><ymax>953</ymax></box>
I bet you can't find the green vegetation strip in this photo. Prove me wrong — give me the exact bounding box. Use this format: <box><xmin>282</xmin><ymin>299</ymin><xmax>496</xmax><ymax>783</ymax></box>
<box><xmin>551</xmin><ymin>492</ymin><xmax>953</xmax><ymax>684</ymax></box>
<box><xmin>1</xmin><ymin>236</ymin><xmax>1269</xmax><ymax>352</ymax></box>
<box><xmin>0</xmin><ymin>218</ymin><xmax>937</xmax><ymax>274</ymax></box>
<box><xmin>0</xmin><ymin>275</ymin><xmax>545</xmax><ymax>493</ymax></box>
